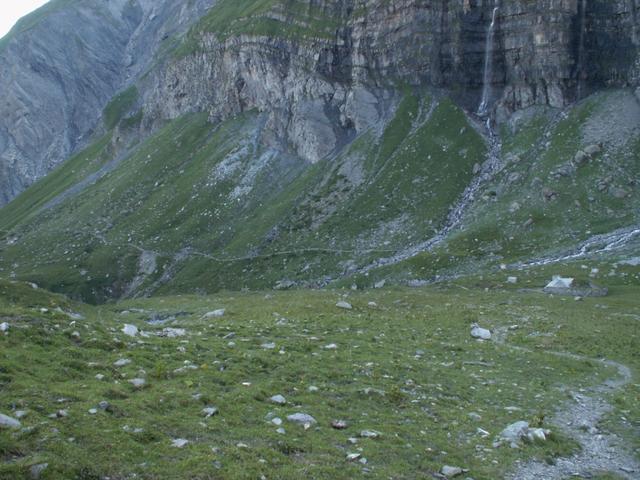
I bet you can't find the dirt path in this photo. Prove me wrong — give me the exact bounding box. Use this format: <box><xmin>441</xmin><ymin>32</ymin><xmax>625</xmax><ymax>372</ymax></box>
<box><xmin>494</xmin><ymin>328</ymin><xmax>639</xmax><ymax>479</ymax></box>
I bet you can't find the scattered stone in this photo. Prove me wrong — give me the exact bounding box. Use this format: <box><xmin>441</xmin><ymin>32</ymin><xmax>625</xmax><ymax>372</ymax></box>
<box><xmin>0</xmin><ymin>413</ymin><xmax>21</xmax><ymax>429</ymax></box>
<box><xmin>203</xmin><ymin>309</ymin><xmax>225</xmax><ymax>318</ymax></box>
<box><xmin>261</xmin><ymin>342</ymin><xmax>276</xmax><ymax>350</ymax></box>
<box><xmin>543</xmin><ymin>276</ymin><xmax>608</xmax><ymax>297</ymax></box>
<box><xmin>129</xmin><ymin>378</ymin><xmax>146</xmax><ymax>388</ymax></box>
<box><xmin>98</xmin><ymin>401</ymin><xmax>110</xmax><ymax>411</ymax></box>
<box><xmin>323</xmin><ymin>343</ymin><xmax>338</xmax><ymax>350</ymax></box>
<box><xmin>367</xmin><ymin>301</ymin><xmax>378</xmax><ymax>308</ymax></box>
<box><xmin>346</xmin><ymin>453</ymin><xmax>362</xmax><ymax>462</ymax></box>
<box><xmin>468</xmin><ymin>412</ymin><xmax>482</xmax><ymax>422</ymax></box>
<box><xmin>114</xmin><ymin>358</ymin><xmax>132</xmax><ymax>367</ymax></box>
<box><xmin>95</xmin><ymin>374</ymin><xmax>105</xmax><ymax>381</ymax></box>
<box><xmin>276</xmin><ymin>427</ymin><xmax>285</xmax><ymax>434</ymax></box>
<box><xmin>287</xmin><ymin>413</ymin><xmax>317</xmax><ymax>426</ymax></box>
<box><xmin>122</xmin><ymin>324</ymin><xmax>138</xmax><ymax>337</ymax></box>
<box><xmin>160</xmin><ymin>328</ymin><xmax>186</xmax><ymax>338</ymax></box>
<box><xmin>360</xmin><ymin>430</ymin><xmax>381</xmax><ymax>439</ymax></box>
<box><xmin>584</xmin><ymin>143</ymin><xmax>602</xmax><ymax>157</ymax></box>
<box><xmin>88</xmin><ymin>408</ymin><xmax>98</xmax><ymax>415</ymax></box>
<box><xmin>270</xmin><ymin>394</ymin><xmax>286</xmax><ymax>405</ymax></box>
<box><xmin>507</xmin><ymin>276</ymin><xmax>518</xmax><ymax>284</ymax></box>
<box><xmin>574</xmin><ymin>150</ymin><xmax>589</xmax><ymax>165</ymax></box>
<box><xmin>331</xmin><ymin>420</ymin><xmax>348</xmax><ymax>429</ymax></box>
<box><xmin>374</xmin><ymin>280</ymin><xmax>386</xmax><ymax>289</ymax></box>
<box><xmin>470</xmin><ymin>324</ymin><xmax>492</xmax><ymax>340</ymax></box>
<box><xmin>271</xmin><ymin>417</ymin><xmax>283</xmax><ymax>426</ymax></box>
<box><xmin>347</xmin><ymin>437</ymin><xmax>358</xmax><ymax>444</ymax></box>
<box><xmin>336</xmin><ymin>301</ymin><xmax>352</xmax><ymax>310</ymax></box>
<box><xmin>171</xmin><ymin>438</ymin><xmax>189</xmax><ymax>448</ymax></box>
<box><xmin>499</xmin><ymin>421</ymin><xmax>550</xmax><ymax>447</ymax></box>
<box><xmin>14</xmin><ymin>410</ymin><xmax>27</xmax><ymax>419</ymax></box>
<box><xmin>203</xmin><ymin>407</ymin><xmax>219</xmax><ymax>418</ymax></box>
<box><xmin>441</xmin><ymin>465</ymin><xmax>464</xmax><ymax>478</ymax></box>
<box><xmin>29</xmin><ymin>463</ymin><xmax>48</xmax><ymax>479</ymax></box>
<box><xmin>308</xmin><ymin>386</ymin><xmax>319</xmax><ymax>392</ymax></box>
<box><xmin>56</xmin><ymin>409</ymin><xmax>68</xmax><ymax>418</ymax></box>
<box><xmin>0</xmin><ymin>322</ymin><xmax>9</xmax><ymax>332</ymax></box>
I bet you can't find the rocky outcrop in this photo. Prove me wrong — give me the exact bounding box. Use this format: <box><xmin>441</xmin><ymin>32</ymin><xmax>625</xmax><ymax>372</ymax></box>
<box><xmin>0</xmin><ymin>0</ymin><xmax>214</xmax><ymax>205</ymax></box>
<box><xmin>142</xmin><ymin>0</ymin><xmax>640</xmax><ymax>163</ymax></box>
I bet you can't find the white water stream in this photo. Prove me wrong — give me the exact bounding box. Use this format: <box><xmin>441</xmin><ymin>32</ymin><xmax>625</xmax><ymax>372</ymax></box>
<box><xmin>477</xmin><ymin>5</ymin><xmax>499</xmax><ymax>116</ymax></box>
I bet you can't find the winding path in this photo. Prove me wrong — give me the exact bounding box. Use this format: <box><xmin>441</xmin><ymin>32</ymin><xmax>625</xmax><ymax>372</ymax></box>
<box><xmin>494</xmin><ymin>327</ymin><xmax>639</xmax><ymax>479</ymax></box>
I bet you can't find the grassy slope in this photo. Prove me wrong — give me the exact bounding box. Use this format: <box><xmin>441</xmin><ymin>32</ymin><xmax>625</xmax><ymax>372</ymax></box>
<box><xmin>0</xmin><ymin>280</ymin><xmax>637</xmax><ymax>479</ymax></box>
<box><xmin>0</xmin><ymin>91</ymin><xmax>486</xmax><ymax>299</ymax></box>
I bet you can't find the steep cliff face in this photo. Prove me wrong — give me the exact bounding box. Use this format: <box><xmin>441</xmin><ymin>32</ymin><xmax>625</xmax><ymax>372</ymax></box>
<box><xmin>142</xmin><ymin>0</ymin><xmax>640</xmax><ymax>164</ymax></box>
<box><xmin>0</xmin><ymin>0</ymin><xmax>214</xmax><ymax>205</ymax></box>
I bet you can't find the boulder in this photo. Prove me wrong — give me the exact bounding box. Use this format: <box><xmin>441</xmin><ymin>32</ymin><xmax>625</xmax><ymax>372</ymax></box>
<box><xmin>470</xmin><ymin>324</ymin><xmax>491</xmax><ymax>340</ymax></box>
<box><xmin>0</xmin><ymin>413</ymin><xmax>21</xmax><ymax>429</ymax></box>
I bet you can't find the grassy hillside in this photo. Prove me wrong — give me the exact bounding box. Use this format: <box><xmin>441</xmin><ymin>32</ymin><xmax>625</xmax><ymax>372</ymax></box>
<box><xmin>1</xmin><ymin>279</ymin><xmax>638</xmax><ymax>479</ymax></box>
<box><xmin>0</xmin><ymin>90</ymin><xmax>490</xmax><ymax>301</ymax></box>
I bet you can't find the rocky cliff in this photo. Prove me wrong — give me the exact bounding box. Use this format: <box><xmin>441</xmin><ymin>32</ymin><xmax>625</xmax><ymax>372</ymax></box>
<box><xmin>1</xmin><ymin>0</ymin><xmax>639</xmax><ymax>202</ymax></box>
<box><xmin>0</xmin><ymin>0</ymin><xmax>214</xmax><ymax>205</ymax></box>
<box><xmin>140</xmin><ymin>0</ymin><xmax>640</xmax><ymax>164</ymax></box>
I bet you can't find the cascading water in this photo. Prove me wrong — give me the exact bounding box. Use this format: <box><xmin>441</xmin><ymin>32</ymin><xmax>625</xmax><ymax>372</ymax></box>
<box><xmin>477</xmin><ymin>4</ymin><xmax>499</xmax><ymax>116</ymax></box>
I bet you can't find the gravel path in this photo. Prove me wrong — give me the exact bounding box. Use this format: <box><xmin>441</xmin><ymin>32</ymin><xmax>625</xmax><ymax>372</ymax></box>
<box><xmin>494</xmin><ymin>328</ymin><xmax>639</xmax><ymax>479</ymax></box>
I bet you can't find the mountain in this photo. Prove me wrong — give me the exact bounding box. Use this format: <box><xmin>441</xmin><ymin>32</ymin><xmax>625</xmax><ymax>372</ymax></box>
<box><xmin>0</xmin><ymin>0</ymin><xmax>215</xmax><ymax>205</ymax></box>
<box><xmin>0</xmin><ymin>0</ymin><xmax>639</xmax><ymax>303</ymax></box>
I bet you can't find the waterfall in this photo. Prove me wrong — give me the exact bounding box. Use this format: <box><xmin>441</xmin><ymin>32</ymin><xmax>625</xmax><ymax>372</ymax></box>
<box><xmin>477</xmin><ymin>5</ymin><xmax>499</xmax><ymax>116</ymax></box>
<box><xmin>576</xmin><ymin>0</ymin><xmax>587</xmax><ymax>99</ymax></box>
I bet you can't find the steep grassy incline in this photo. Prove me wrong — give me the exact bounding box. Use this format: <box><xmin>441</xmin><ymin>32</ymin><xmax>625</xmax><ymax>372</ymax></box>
<box><xmin>0</xmin><ymin>91</ymin><xmax>486</xmax><ymax>301</ymax></box>
<box><xmin>360</xmin><ymin>89</ymin><xmax>640</xmax><ymax>285</ymax></box>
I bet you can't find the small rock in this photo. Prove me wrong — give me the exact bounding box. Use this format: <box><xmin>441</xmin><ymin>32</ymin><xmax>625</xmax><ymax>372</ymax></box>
<box><xmin>98</xmin><ymin>401</ymin><xmax>110</xmax><ymax>410</ymax></box>
<box><xmin>56</xmin><ymin>409</ymin><xmax>68</xmax><ymax>418</ymax></box>
<box><xmin>470</xmin><ymin>324</ymin><xmax>491</xmax><ymax>340</ymax></box>
<box><xmin>287</xmin><ymin>413</ymin><xmax>317</xmax><ymax>426</ymax></box>
<box><xmin>0</xmin><ymin>413</ymin><xmax>21</xmax><ymax>429</ymax></box>
<box><xmin>323</xmin><ymin>343</ymin><xmax>338</xmax><ymax>350</ymax></box>
<box><xmin>95</xmin><ymin>374</ymin><xmax>105</xmax><ymax>381</ymax></box>
<box><xmin>29</xmin><ymin>463</ymin><xmax>48</xmax><ymax>479</ymax></box>
<box><xmin>203</xmin><ymin>309</ymin><xmax>225</xmax><ymax>318</ymax></box>
<box><xmin>129</xmin><ymin>378</ymin><xmax>146</xmax><ymax>388</ymax></box>
<box><xmin>584</xmin><ymin>144</ymin><xmax>602</xmax><ymax>157</ymax></box>
<box><xmin>346</xmin><ymin>453</ymin><xmax>362</xmax><ymax>462</ymax></box>
<box><xmin>374</xmin><ymin>280</ymin><xmax>386</xmax><ymax>289</ymax></box>
<box><xmin>360</xmin><ymin>430</ymin><xmax>381</xmax><ymax>439</ymax></box>
<box><xmin>161</xmin><ymin>328</ymin><xmax>186</xmax><ymax>338</ymax></box>
<box><xmin>14</xmin><ymin>410</ymin><xmax>27</xmax><ymax>419</ymax></box>
<box><xmin>276</xmin><ymin>427</ymin><xmax>285</xmax><ymax>434</ymax></box>
<box><xmin>270</xmin><ymin>394</ymin><xmax>286</xmax><ymax>405</ymax></box>
<box><xmin>526</xmin><ymin>428</ymin><xmax>547</xmax><ymax>443</ymax></box>
<box><xmin>88</xmin><ymin>408</ymin><xmax>98</xmax><ymax>415</ymax></box>
<box><xmin>507</xmin><ymin>276</ymin><xmax>518</xmax><ymax>284</ymax></box>
<box><xmin>500</xmin><ymin>421</ymin><xmax>530</xmax><ymax>446</ymax></box>
<box><xmin>261</xmin><ymin>342</ymin><xmax>276</xmax><ymax>349</ymax></box>
<box><xmin>122</xmin><ymin>324</ymin><xmax>138</xmax><ymax>337</ymax></box>
<box><xmin>331</xmin><ymin>420</ymin><xmax>348</xmax><ymax>430</ymax></box>
<box><xmin>441</xmin><ymin>465</ymin><xmax>464</xmax><ymax>478</ymax></box>
<box><xmin>367</xmin><ymin>302</ymin><xmax>378</xmax><ymax>308</ymax></box>
<box><xmin>468</xmin><ymin>412</ymin><xmax>482</xmax><ymax>422</ymax></box>
<box><xmin>114</xmin><ymin>358</ymin><xmax>132</xmax><ymax>367</ymax></box>
<box><xmin>171</xmin><ymin>438</ymin><xmax>189</xmax><ymax>448</ymax></box>
<box><xmin>336</xmin><ymin>301</ymin><xmax>352</xmax><ymax>310</ymax></box>
<box><xmin>203</xmin><ymin>407</ymin><xmax>218</xmax><ymax>418</ymax></box>
<box><xmin>308</xmin><ymin>386</ymin><xmax>319</xmax><ymax>392</ymax></box>
<box><xmin>272</xmin><ymin>417</ymin><xmax>283</xmax><ymax>426</ymax></box>
<box><xmin>0</xmin><ymin>322</ymin><xmax>9</xmax><ymax>332</ymax></box>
